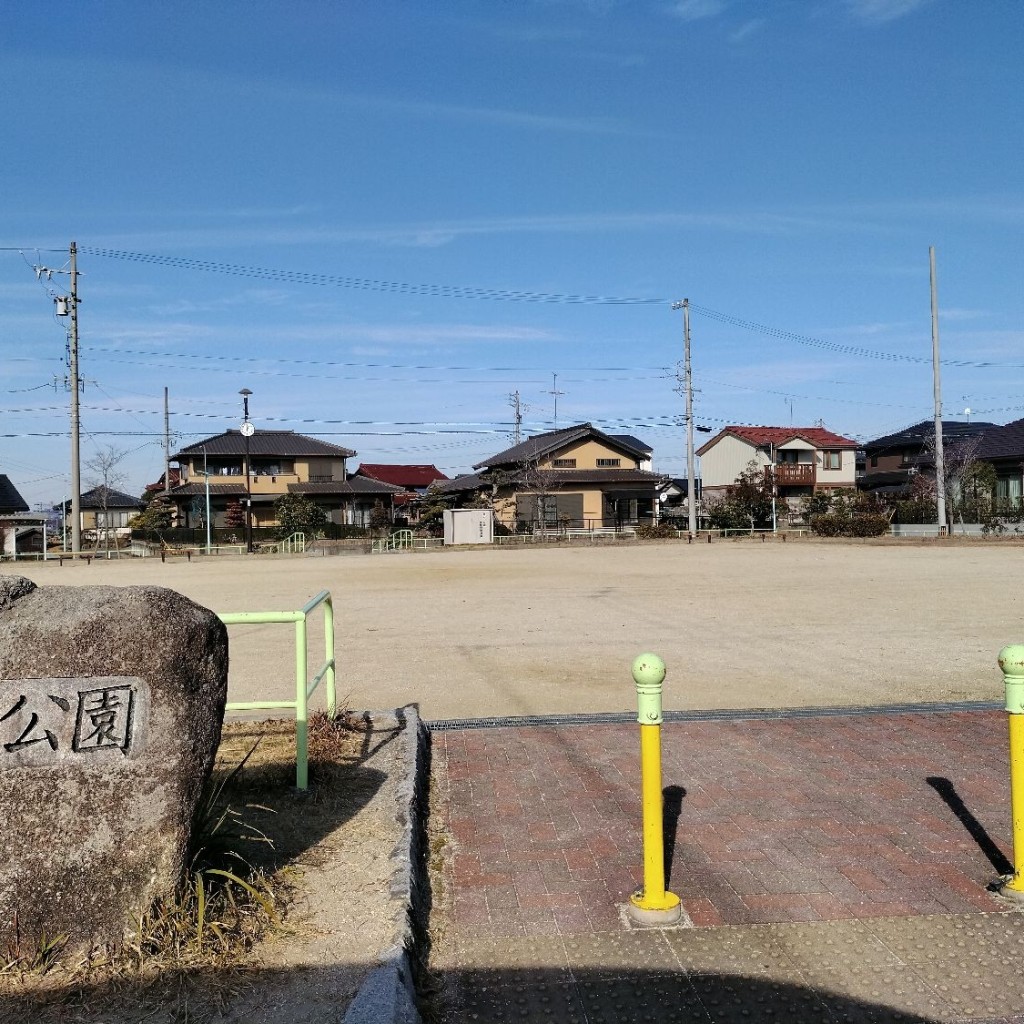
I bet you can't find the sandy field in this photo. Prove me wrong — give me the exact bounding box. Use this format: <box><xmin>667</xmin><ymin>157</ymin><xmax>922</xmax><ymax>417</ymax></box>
<box><xmin>8</xmin><ymin>539</ymin><xmax>1021</xmax><ymax>721</ymax></box>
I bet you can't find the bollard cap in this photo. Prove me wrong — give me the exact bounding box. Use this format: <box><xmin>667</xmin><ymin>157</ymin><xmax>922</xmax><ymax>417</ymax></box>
<box><xmin>998</xmin><ymin>645</ymin><xmax>1024</xmax><ymax>679</ymax></box>
<box><xmin>999</xmin><ymin>645</ymin><xmax>1024</xmax><ymax>715</ymax></box>
<box><xmin>632</xmin><ymin>652</ymin><xmax>666</xmax><ymax>690</ymax></box>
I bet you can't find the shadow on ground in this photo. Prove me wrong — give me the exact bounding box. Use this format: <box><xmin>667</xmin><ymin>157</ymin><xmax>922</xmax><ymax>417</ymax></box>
<box><xmin>5</xmin><ymin>961</ymin><xmax>1005</xmax><ymax>1024</ymax></box>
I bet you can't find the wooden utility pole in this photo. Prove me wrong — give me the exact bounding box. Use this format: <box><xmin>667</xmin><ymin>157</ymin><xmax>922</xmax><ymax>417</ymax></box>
<box><xmin>930</xmin><ymin>246</ymin><xmax>947</xmax><ymax>535</ymax></box>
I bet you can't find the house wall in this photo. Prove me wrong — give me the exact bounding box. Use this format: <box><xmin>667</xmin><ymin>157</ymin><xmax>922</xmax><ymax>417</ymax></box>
<box><xmin>815</xmin><ymin>448</ymin><xmax>857</xmax><ymax>489</ymax></box>
<box><xmin>537</xmin><ymin>439</ymin><xmax>640</xmax><ymax>471</ymax></box>
<box><xmin>864</xmin><ymin>452</ymin><xmax>906</xmax><ymax>474</ymax></box>
<box><xmin>698</xmin><ymin>437</ymin><xmax>763</xmax><ymax>493</ymax></box>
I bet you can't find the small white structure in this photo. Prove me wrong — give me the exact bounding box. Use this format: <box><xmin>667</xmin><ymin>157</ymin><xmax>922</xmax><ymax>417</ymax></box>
<box><xmin>443</xmin><ymin>508</ymin><xmax>494</xmax><ymax>545</ymax></box>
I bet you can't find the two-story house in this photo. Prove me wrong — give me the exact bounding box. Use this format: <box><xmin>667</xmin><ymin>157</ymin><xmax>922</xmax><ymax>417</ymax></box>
<box><xmin>859</xmin><ymin>419</ymin><xmax>997</xmax><ymax>496</ymax></box>
<box><xmin>438</xmin><ymin>423</ymin><xmax>664</xmax><ymax>530</ymax></box>
<box><xmin>697</xmin><ymin>426</ymin><xmax>859</xmax><ymax>507</ymax></box>
<box><xmin>167</xmin><ymin>430</ymin><xmax>401</xmax><ymax>529</ymax></box>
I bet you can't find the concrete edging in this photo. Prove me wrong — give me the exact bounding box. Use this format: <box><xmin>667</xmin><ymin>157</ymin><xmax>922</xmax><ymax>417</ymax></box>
<box><xmin>343</xmin><ymin>704</ymin><xmax>429</xmax><ymax>1024</ymax></box>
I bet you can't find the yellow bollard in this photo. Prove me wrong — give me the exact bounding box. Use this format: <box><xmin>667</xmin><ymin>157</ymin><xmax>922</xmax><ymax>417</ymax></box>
<box><xmin>627</xmin><ymin>653</ymin><xmax>683</xmax><ymax>926</ymax></box>
<box><xmin>997</xmin><ymin>646</ymin><xmax>1024</xmax><ymax>899</ymax></box>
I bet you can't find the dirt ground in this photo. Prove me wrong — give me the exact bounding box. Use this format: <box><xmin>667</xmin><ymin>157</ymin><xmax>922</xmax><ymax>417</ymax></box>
<box><xmin>10</xmin><ymin>538</ymin><xmax>1021</xmax><ymax>720</ymax></box>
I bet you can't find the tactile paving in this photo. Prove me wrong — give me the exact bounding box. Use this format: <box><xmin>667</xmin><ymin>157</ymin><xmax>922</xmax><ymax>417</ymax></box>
<box><xmin>454</xmin><ymin>978</ymin><xmax>586</xmax><ymax>1023</ymax></box>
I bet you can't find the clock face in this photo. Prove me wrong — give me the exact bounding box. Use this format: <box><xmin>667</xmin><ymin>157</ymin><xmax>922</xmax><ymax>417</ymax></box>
<box><xmin>240</xmin><ymin>421</ymin><xmax>255</xmax><ymax>437</ymax></box>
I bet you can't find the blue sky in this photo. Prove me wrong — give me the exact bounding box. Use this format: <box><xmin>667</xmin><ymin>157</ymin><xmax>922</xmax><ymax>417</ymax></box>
<box><xmin>2</xmin><ymin>0</ymin><xmax>1022</xmax><ymax>507</ymax></box>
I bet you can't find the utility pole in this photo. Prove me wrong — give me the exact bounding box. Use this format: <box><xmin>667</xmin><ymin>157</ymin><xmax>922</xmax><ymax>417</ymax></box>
<box><xmin>509</xmin><ymin>390</ymin><xmax>523</xmax><ymax>445</ymax></box>
<box><xmin>68</xmin><ymin>242</ymin><xmax>82</xmax><ymax>554</ymax></box>
<box><xmin>671</xmin><ymin>299</ymin><xmax>698</xmax><ymax>538</ymax></box>
<box><xmin>930</xmin><ymin>246</ymin><xmax>947</xmax><ymax>536</ymax></box>
<box><xmin>163</xmin><ymin>386</ymin><xmax>171</xmax><ymax>494</ymax></box>
<box><xmin>548</xmin><ymin>373</ymin><xmax>565</xmax><ymax>427</ymax></box>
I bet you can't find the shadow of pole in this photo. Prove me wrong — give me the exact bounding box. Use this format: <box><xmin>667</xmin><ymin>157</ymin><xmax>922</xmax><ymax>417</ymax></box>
<box><xmin>662</xmin><ymin>784</ymin><xmax>686</xmax><ymax>889</ymax></box>
<box><xmin>925</xmin><ymin>775</ymin><xmax>1013</xmax><ymax>876</ymax></box>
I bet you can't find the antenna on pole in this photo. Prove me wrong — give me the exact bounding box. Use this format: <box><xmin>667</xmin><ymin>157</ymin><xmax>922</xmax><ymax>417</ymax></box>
<box><xmin>509</xmin><ymin>390</ymin><xmax>523</xmax><ymax>445</ymax></box>
<box><xmin>547</xmin><ymin>373</ymin><xmax>565</xmax><ymax>427</ymax></box>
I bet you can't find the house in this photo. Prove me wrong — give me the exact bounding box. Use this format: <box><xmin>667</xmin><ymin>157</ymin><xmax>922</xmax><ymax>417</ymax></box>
<box><xmin>973</xmin><ymin>418</ymin><xmax>1024</xmax><ymax>508</ymax></box>
<box><xmin>860</xmin><ymin>419</ymin><xmax>997</xmax><ymax>496</ymax></box>
<box><xmin>354</xmin><ymin>464</ymin><xmax>449</xmax><ymax>523</ymax></box>
<box><xmin>56</xmin><ymin>486</ymin><xmax>147</xmax><ymax>544</ymax></box>
<box><xmin>0</xmin><ymin>476</ymin><xmax>44</xmax><ymax>558</ymax></box>
<box><xmin>167</xmin><ymin>430</ymin><xmax>402</xmax><ymax>529</ymax></box>
<box><xmin>438</xmin><ymin>423</ymin><xmax>664</xmax><ymax>530</ymax></box>
<box><xmin>697</xmin><ymin>426</ymin><xmax>858</xmax><ymax>507</ymax></box>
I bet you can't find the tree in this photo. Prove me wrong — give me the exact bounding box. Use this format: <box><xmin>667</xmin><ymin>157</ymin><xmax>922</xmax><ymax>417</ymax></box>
<box><xmin>705</xmin><ymin>460</ymin><xmax>776</xmax><ymax>533</ymax></box>
<box><xmin>415</xmin><ymin>484</ymin><xmax>454</xmax><ymax>535</ymax></box>
<box><xmin>85</xmin><ymin>445</ymin><xmax>129</xmax><ymax>555</ymax></box>
<box><xmin>130</xmin><ymin>495</ymin><xmax>174</xmax><ymax>536</ymax></box>
<box><xmin>368</xmin><ymin>499</ymin><xmax>391</xmax><ymax>534</ymax></box>
<box><xmin>272</xmin><ymin>493</ymin><xmax>328</xmax><ymax>539</ymax></box>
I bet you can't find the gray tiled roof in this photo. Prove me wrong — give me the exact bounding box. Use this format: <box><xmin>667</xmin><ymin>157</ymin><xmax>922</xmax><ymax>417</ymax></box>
<box><xmin>174</xmin><ymin>430</ymin><xmax>356</xmax><ymax>460</ymax></box>
<box><xmin>864</xmin><ymin>419</ymin><xmax>997</xmax><ymax>453</ymax></box>
<box><xmin>975</xmin><ymin>418</ymin><xmax>1024</xmax><ymax>461</ymax></box>
<box><xmin>169</xmin><ymin>482</ymin><xmax>247</xmax><ymax>497</ymax></box>
<box><xmin>290</xmin><ymin>477</ymin><xmax>402</xmax><ymax>496</ymax></box>
<box><xmin>473</xmin><ymin>423</ymin><xmax>648</xmax><ymax>470</ymax></box>
<box><xmin>0</xmin><ymin>475</ymin><xmax>29</xmax><ymax>513</ymax></box>
<box><xmin>79</xmin><ymin>486</ymin><xmax>145</xmax><ymax>509</ymax></box>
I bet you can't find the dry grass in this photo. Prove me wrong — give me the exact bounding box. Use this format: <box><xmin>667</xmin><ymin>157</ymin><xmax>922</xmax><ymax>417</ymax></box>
<box><xmin>0</xmin><ymin>713</ymin><xmax>371</xmax><ymax>1021</ymax></box>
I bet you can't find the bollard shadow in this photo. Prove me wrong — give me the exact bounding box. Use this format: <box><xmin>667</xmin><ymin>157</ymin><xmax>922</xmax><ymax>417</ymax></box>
<box><xmin>662</xmin><ymin>783</ymin><xmax>687</xmax><ymax>889</ymax></box>
<box><xmin>925</xmin><ymin>775</ymin><xmax>1013</xmax><ymax>876</ymax></box>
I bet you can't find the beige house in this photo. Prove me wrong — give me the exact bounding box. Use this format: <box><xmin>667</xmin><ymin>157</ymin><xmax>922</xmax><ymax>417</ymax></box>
<box><xmin>168</xmin><ymin>430</ymin><xmax>400</xmax><ymax>529</ymax></box>
<box><xmin>697</xmin><ymin>426</ymin><xmax>858</xmax><ymax>506</ymax></box>
<box><xmin>438</xmin><ymin>423</ymin><xmax>664</xmax><ymax>531</ymax></box>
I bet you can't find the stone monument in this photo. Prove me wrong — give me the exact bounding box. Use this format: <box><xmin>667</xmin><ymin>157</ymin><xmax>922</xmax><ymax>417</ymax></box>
<box><xmin>0</xmin><ymin>575</ymin><xmax>229</xmax><ymax>953</ymax></box>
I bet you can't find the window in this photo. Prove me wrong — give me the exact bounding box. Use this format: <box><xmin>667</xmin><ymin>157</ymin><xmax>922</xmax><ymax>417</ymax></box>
<box><xmin>822</xmin><ymin>450</ymin><xmax>841</xmax><ymax>470</ymax></box>
<box><xmin>552</xmin><ymin>458</ymin><xmax>576</xmax><ymax>468</ymax></box>
<box><xmin>870</xmin><ymin>455</ymin><xmax>878</xmax><ymax>467</ymax></box>
<box><xmin>596</xmin><ymin>458</ymin><xmax>621</xmax><ymax>467</ymax></box>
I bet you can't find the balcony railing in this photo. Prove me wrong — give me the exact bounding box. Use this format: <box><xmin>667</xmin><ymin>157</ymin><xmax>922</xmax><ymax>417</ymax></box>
<box><xmin>767</xmin><ymin>464</ymin><xmax>816</xmax><ymax>487</ymax></box>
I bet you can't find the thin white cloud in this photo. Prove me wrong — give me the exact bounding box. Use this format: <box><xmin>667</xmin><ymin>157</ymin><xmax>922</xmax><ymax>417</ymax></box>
<box><xmin>846</xmin><ymin>0</ymin><xmax>935</xmax><ymax>24</ymax></box>
<box><xmin>730</xmin><ymin>18</ymin><xmax>765</xmax><ymax>42</ymax></box>
<box><xmin>667</xmin><ymin>0</ymin><xmax>727</xmax><ymax>22</ymax></box>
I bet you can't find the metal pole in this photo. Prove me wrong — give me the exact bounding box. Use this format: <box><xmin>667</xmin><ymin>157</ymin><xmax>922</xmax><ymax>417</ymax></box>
<box><xmin>204</xmin><ymin>446</ymin><xmax>212</xmax><ymax>555</ymax></box>
<box><xmin>997</xmin><ymin>645</ymin><xmax>1024</xmax><ymax>899</ymax></box>
<box><xmin>240</xmin><ymin>388</ymin><xmax>253</xmax><ymax>553</ymax></box>
<box><xmin>930</xmin><ymin>246</ymin><xmax>947</xmax><ymax>536</ymax></box>
<box><xmin>163</xmin><ymin>386</ymin><xmax>171</xmax><ymax>495</ymax></box>
<box><xmin>627</xmin><ymin>652</ymin><xmax>682</xmax><ymax>925</ymax></box>
<box><xmin>672</xmin><ymin>300</ymin><xmax>698</xmax><ymax>537</ymax></box>
<box><xmin>69</xmin><ymin>242</ymin><xmax>82</xmax><ymax>554</ymax></box>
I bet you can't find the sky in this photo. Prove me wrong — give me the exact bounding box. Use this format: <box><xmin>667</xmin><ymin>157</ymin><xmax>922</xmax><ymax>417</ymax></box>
<box><xmin>2</xmin><ymin>0</ymin><xmax>1022</xmax><ymax>508</ymax></box>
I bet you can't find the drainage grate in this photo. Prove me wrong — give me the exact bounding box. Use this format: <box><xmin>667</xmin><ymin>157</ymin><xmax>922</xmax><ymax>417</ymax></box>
<box><xmin>426</xmin><ymin>699</ymin><xmax>1001</xmax><ymax>732</ymax></box>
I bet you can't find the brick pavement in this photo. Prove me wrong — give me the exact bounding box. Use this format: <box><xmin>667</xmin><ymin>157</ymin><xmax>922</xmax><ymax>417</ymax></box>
<box><xmin>428</xmin><ymin>709</ymin><xmax>1024</xmax><ymax>1023</ymax></box>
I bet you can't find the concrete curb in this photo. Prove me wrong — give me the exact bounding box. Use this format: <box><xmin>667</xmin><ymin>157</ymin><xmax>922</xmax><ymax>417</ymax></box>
<box><xmin>343</xmin><ymin>705</ymin><xmax>429</xmax><ymax>1024</ymax></box>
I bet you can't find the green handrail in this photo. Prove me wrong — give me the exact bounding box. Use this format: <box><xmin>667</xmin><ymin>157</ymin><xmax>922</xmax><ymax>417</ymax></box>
<box><xmin>219</xmin><ymin>589</ymin><xmax>336</xmax><ymax>789</ymax></box>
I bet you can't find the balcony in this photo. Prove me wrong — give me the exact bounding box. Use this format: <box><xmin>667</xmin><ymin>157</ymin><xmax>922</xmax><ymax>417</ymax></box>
<box><xmin>766</xmin><ymin>464</ymin><xmax>816</xmax><ymax>487</ymax></box>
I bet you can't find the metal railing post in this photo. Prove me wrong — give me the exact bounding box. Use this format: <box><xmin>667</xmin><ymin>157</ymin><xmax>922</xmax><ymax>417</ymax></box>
<box><xmin>295</xmin><ymin>615</ymin><xmax>309</xmax><ymax>790</ymax></box>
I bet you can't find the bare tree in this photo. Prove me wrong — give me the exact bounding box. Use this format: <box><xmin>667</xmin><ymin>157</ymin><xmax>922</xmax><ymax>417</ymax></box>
<box><xmin>85</xmin><ymin>445</ymin><xmax>129</xmax><ymax>555</ymax></box>
<box><xmin>920</xmin><ymin>433</ymin><xmax>988</xmax><ymax>532</ymax></box>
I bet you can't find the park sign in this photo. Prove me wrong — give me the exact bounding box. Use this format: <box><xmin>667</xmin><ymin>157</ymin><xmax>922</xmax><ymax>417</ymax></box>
<box><xmin>0</xmin><ymin>575</ymin><xmax>228</xmax><ymax>953</ymax></box>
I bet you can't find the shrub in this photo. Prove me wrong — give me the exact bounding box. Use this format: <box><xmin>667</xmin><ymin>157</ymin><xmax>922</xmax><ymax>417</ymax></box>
<box><xmin>635</xmin><ymin>523</ymin><xmax>679</xmax><ymax>540</ymax></box>
<box><xmin>848</xmin><ymin>514</ymin><xmax>890</xmax><ymax>537</ymax></box>
<box><xmin>809</xmin><ymin>513</ymin><xmax>847</xmax><ymax>537</ymax></box>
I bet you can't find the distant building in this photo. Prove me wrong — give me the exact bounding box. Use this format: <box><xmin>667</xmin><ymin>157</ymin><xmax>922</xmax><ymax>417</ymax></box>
<box><xmin>860</xmin><ymin>419</ymin><xmax>997</xmax><ymax>496</ymax></box>
<box><xmin>167</xmin><ymin>430</ymin><xmax>401</xmax><ymax>529</ymax></box>
<box><xmin>697</xmin><ymin>426</ymin><xmax>858</xmax><ymax>505</ymax></box>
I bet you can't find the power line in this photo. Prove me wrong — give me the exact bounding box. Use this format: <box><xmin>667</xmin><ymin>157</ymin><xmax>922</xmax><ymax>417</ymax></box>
<box><xmin>80</xmin><ymin>247</ymin><xmax>666</xmax><ymax>305</ymax></box>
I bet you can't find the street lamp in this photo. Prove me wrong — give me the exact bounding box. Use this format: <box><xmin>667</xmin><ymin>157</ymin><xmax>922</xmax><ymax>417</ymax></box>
<box><xmin>239</xmin><ymin>388</ymin><xmax>254</xmax><ymax>553</ymax></box>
